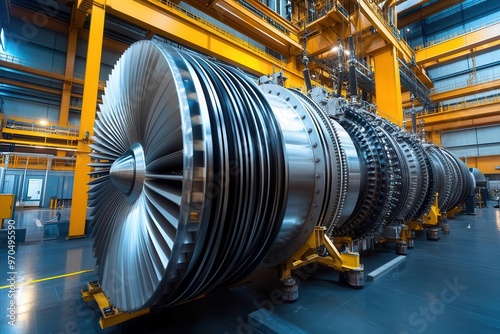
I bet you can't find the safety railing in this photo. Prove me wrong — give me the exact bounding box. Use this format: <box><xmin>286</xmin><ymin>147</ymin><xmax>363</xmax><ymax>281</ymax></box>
<box><xmin>414</xmin><ymin>17</ymin><xmax>500</xmax><ymax>51</ymax></box>
<box><xmin>3</xmin><ymin>116</ymin><xmax>80</xmax><ymax>138</ymax></box>
<box><xmin>0</xmin><ymin>153</ymin><xmax>76</xmax><ymax>170</ymax></box>
<box><xmin>235</xmin><ymin>0</ymin><xmax>291</xmax><ymax>35</ymax></box>
<box><xmin>414</xmin><ymin>93</ymin><xmax>500</xmax><ymax>117</ymax></box>
<box><xmin>301</xmin><ymin>0</ymin><xmax>349</xmax><ymax>26</ymax></box>
<box><xmin>431</xmin><ymin>72</ymin><xmax>500</xmax><ymax>95</ymax></box>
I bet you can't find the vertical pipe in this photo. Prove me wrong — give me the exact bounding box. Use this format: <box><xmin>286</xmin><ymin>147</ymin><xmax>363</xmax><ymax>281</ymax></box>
<box><xmin>302</xmin><ymin>30</ymin><xmax>312</xmax><ymax>92</ymax></box>
<box><xmin>411</xmin><ymin>94</ymin><xmax>417</xmax><ymax>133</ymax></box>
<box><xmin>0</xmin><ymin>167</ymin><xmax>4</xmax><ymax>193</ymax></box>
<box><xmin>0</xmin><ymin>153</ymin><xmax>6</xmax><ymax>193</ymax></box>
<box><xmin>348</xmin><ymin>35</ymin><xmax>358</xmax><ymax>101</ymax></box>
<box><xmin>41</xmin><ymin>156</ymin><xmax>52</xmax><ymax>208</ymax></box>
<box><xmin>336</xmin><ymin>41</ymin><xmax>344</xmax><ymax>97</ymax></box>
<box><xmin>21</xmin><ymin>157</ymin><xmax>28</xmax><ymax>204</ymax></box>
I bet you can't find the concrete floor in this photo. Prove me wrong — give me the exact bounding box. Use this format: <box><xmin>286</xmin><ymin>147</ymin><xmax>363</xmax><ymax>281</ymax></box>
<box><xmin>1</xmin><ymin>204</ymin><xmax>499</xmax><ymax>333</ymax></box>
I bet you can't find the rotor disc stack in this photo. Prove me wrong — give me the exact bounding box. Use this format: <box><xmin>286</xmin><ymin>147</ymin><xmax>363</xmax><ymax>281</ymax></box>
<box><xmin>89</xmin><ymin>40</ymin><xmax>474</xmax><ymax>312</ymax></box>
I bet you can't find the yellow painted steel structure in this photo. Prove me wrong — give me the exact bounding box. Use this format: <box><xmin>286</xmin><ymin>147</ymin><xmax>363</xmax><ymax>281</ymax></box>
<box><xmin>182</xmin><ymin>0</ymin><xmax>302</xmax><ymax>56</ymax></box>
<box><xmin>418</xmin><ymin>39</ymin><xmax>500</xmax><ymax>69</ymax></box>
<box><xmin>431</xmin><ymin>80</ymin><xmax>500</xmax><ymax>104</ymax></box>
<box><xmin>464</xmin><ymin>156</ymin><xmax>500</xmax><ymax>176</ymax></box>
<box><xmin>105</xmin><ymin>0</ymin><xmax>306</xmax><ymax>88</ymax></box>
<box><xmin>402</xmin><ymin>77</ymin><xmax>500</xmax><ymax>108</ymax></box>
<box><xmin>411</xmin><ymin>97</ymin><xmax>500</xmax><ymax>131</ymax></box>
<box><xmin>415</xmin><ymin>21</ymin><xmax>500</xmax><ymax>66</ymax></box>
<box><xmin>68</xmin><ymin>0</ymin><xmax>106</xmax><ymax>238</ymax></box>
<box><xmin>0</xmin><ymin>115</ymin><xmax>79</xmax><ymax>150</ymax></box>
<box><xmin>374</xmin><ymin>46</ymin><xmax>404</xmax><ymax>126</ymax></box>
<box><xmin>358</xmin><ymin>0</ymin><xmax>413</xmax><ymax>62</ymax></box>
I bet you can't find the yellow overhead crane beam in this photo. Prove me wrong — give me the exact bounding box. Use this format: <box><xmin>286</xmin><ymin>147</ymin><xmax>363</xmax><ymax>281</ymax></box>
<box><xmin>402</xmin><ymin>77</ymin><xmax>500</xmax><ymax>108</ymax></box>
<box><xmin>420</xmin><ymin>38</ymin><xmax>500</xmax><ymax>69</ymax></box>
<box><xmin>407</xmin><ymin>98</ymin><xmax>500</xmax><ymax>133</ymax></box>
<box><xmin>418</xmin><ymin>104</ymin><xmax>500</xmax><ymax>131</ymax></box>
<box><xmin>415</xmin><ymin>21</ymin><xmax>500</xmax><ymax>67</ymax></box>
<box><xmin>102</xmin><ymin>0</ymin><xmax>305</xmax><ymax>88</ymax></box>
<box><xmin>182</xmin><ymin>0</ymin><xmax>302</xmax><ymax>57</ymax></box>
<box><xmin>431</xmin><ymin>80</ymin><xmax>500</xmax><ymax>104</ymax></box>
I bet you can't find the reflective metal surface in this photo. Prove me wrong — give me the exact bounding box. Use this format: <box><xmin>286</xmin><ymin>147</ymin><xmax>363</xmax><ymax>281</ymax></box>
<box><xmin>90</xmin><ymin>40</ymin><xmax>475</xmax><ymax>312</ymax></box>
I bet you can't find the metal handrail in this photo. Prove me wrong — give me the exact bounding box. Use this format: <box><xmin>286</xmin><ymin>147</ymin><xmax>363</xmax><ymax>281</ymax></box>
<box><xmin>414</xmin><ymin>93</ymin><xmax>500</xmax><ymax>116</ymax></box>
<box><xmin>431</xmin><ymin>72</ymin><xmax>500</xmax><ymax>95</ymax></box>
<box><xmin>414</xmin><ymin>17</ymin><xmax>500</xmax><ymax>51</ymax></box>
<box><xmin>3</xmin><ymin>116</ymin><xmax>79</xmax><ymax>137</ymax></box>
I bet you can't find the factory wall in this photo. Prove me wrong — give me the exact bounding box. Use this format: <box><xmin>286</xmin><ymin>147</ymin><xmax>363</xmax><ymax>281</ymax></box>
<box><xmin>403</xmin><ymin>0</ymin><xmax>500</xmax><ymax>105</ymax></box>
<box><xmin>0</xmin><ymin>168</ymin><xmax>73</xmax><ymax>208</ymax></box>
<box><xmin>442</xmin><ymin>125</ymin><xmax>500</xmax><ymax>158</ymax></box>
<box><xmin>400</xmin><ymin>0</ymin><xmax>500</xmax><ymax>171</ymax></box>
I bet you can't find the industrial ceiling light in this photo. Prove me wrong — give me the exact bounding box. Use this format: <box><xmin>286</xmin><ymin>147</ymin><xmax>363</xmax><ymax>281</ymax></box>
<box><xmin>0</xmin><ymin>28</ymin><xmax>5</xmax><ymax>51</ymax></box>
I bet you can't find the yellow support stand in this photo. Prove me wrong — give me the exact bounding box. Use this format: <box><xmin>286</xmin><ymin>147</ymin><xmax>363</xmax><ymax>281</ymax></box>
<box><xmin>280</xmin><ymin>227</ymin><xmax>362</xmax><ymax>285</ymax></box>
<box><xmin>422</xmin><ymin>194</ymin><xmax>441</xmax><ymax>227</ymax></box>
<box><xmin>82</xmin><ymin>281</ymin><xmax>150</xmax><ymax>329</ymax></box>
<box><xmin>407</xmin><ymin>220</ymin><xmax>424</xmax><ymax>231</ymax></box>
<box><xmin>446</xmin><ymin>206</ymin><xmax>461</xmax><ymax>218</ymax></box>
<box><xmin>405</xmin><ymin>193</ymin><xmax>445</xmax><ymax>241</ymax></box>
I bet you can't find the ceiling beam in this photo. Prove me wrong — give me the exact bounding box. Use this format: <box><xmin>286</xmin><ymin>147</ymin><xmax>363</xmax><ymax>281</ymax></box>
<box><xmin>397</xmin><ymin>0</ymin><xmax>465</xmax><ymax>28</ymax></box>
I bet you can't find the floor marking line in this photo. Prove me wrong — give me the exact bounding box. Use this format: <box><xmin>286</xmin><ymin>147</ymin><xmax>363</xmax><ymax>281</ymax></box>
<box><xmin>0</xmin><ymin>269</ymin><xmax>95</xmax><ymax>289</ymax></box>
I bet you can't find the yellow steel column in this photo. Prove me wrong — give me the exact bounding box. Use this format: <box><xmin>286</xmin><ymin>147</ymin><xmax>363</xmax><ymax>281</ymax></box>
<box><xmin>68</xmin><ymin>1</ymin><xmax>105</xmax><ymax>238</ymax></box>
<box><xmin>59</xmin><ymin>27</ymin><xmax>78</xmax><ymax>128</ymax></box>
<box><xmin>373</xmin><ymin>46</ymin><xmax>403</xmax><ymax>126</ymax></box>
<box><xmin>429</xmin><ymin>130</ymin><xmax>441</xmax><ymax>146</ymax></box>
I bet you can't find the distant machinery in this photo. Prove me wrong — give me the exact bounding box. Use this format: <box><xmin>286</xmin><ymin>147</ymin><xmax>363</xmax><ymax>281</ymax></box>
<box><xmin>88</xmin><ymin>41</ymin><xmax>474</xmax><ymax>313</ymax></box>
